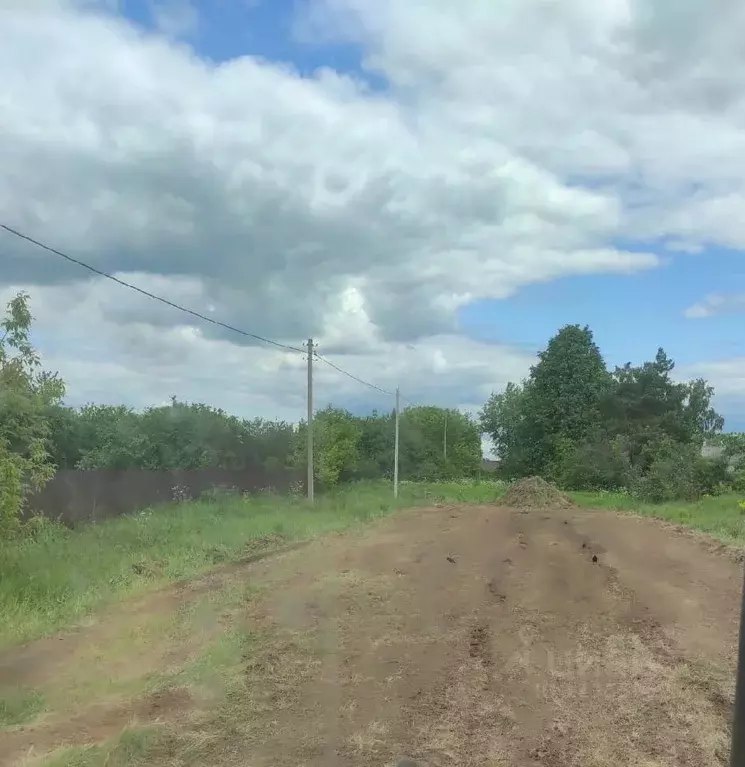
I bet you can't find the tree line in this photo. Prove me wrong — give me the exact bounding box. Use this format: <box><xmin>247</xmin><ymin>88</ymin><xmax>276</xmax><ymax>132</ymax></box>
<box><xmin>479</xmin><ymin>324</ymin><xmax>743</xmax><ymax>501</ymax></box>
<box><xmin>3</xmin><ymin>292</ymin><xmax>743</xmax><ymax>531</ymax></box>
<box><xmin>0</xmin><ymin>292</ymin><xmax>482</xmax><ymax>530</ymax></box>
<box><xmin>42</xmin><ymin>400</ymin><xmax>480</xmax><ymax>486</ymax></box>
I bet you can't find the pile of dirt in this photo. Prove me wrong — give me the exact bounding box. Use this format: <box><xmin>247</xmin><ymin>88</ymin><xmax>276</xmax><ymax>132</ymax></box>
<box><xmin>500</xmin><ymin>476</ymin><xmax>574</xmax><ymax>509</ymax></box>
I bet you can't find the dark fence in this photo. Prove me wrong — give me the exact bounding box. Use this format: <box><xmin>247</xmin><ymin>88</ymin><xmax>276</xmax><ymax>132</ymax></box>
<box><xmin>23</xmin><ymin>467</ymin><xmax>305</xmax><ymax>526</ymax></box>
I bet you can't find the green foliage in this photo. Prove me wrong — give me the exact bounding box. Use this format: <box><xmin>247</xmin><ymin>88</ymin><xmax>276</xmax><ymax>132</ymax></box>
<box><xmin>41</xmin><ymin>394</ymin><xmax>479</xmax><ymax>494</ymax></box>
<box><xmin>0</xmin><ymin>293</ymin><xmax>64</xmax><ymax>531</ymax></box>
<box><xmin>294</xmin><ymin>405</ymin><xmax>481</xmax><ymax>488</ymax></box>
<box><xmin>731</xmin><ymin>468</ymin><xmax>745</xmax><ymax>493</ymax></box>
<box><xmin>550</xmin><ymin>434</ymin><xmax>631</xmax><ymax>491</ymax></box>
<box><xmin>294</xmin><ymin>406</ymin><xmax>363</xmax><ymax>487</ymax></box>
<box><xmin>0</xmin><ymin>686</ymin><xmax>45</xmax><ymax>727</ymax></box>
<box><xmin>570</xmin><ymin>490</ymin><xmax>745</xmax><ymax>542</ymax></box>
<box><xmin>601</xmin><ymin>349</ymin><xmax>723</xmax><ymax>474</ymax></box>
<box><xmin>524</xmin><ymin>325</ymin><xmax>612</xmax><ymax>475</ymax></box>
<box><xmin>49</xmin><ymin>400</ymin><xmax>297</xmax><ymax>473</ymax></box>
<box><xmin>0</xmin><ymin>480</ymin><xmax>501</xmax><ymax>646</ymax></box>
<box><xmin>628</xmin><ymin>440</ymin><xmax>703</xmax><ymax>502</ymax></box>
<box><xmin>481</xmin><ymin>324</ymin><xmax>727</xmax><ymax>502</ymax></box>
<box><xmin>480</xmin><ymin>381</ymin><xmax>533</xmax><ymax>477</ymax></box>
<box><xmin>713</xmin><ymin>432</ymin><xmax>745</xmax><ymax>458</ymax></box>
<box><xmin>400</xmin><ymin>406</ymin><xmax>482</xmax><ymax>481</ymax></box>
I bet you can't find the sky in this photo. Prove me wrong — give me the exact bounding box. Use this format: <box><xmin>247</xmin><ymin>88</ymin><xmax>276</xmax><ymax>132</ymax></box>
<box><xmin>3</xmin><ymin>0</ymin><xmax>745</xmax><ymax>460</ymax></box>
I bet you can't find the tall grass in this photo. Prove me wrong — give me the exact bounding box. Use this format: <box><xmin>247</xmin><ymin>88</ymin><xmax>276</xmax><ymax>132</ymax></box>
<box><xmin>571</xmin><ymin>490</ymin><xmax>745</xmax><ymax>543</ymax></box>
<box><xmin>0</xmin><ymin>479</ymin><xmax>503</xmax><ymax>647</ymax></box>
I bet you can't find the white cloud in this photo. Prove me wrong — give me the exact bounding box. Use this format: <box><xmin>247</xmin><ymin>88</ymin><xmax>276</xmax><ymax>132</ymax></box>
<box><xmin>149</xmin><ymin>0</ymin><xmax>198</xmax><ymax>39</ymax></box>
<box><xmin>0</xmin><ymin>280</ymin><xmax>535</xmax><ymax>425</ymax></box>
<box><xmin>678</xmin><ymin>357</ymin><xmax>745</xmax><ymax>427</ymax></box>
<box><xmin>685</xmin><ymin>293</ymin><xmax>745</xmax><ymax>319</ymax></box>
<box><xmin>2</xmin><ymin>0</ymin><xmax>745</xmax><ymax>426</ymax></box>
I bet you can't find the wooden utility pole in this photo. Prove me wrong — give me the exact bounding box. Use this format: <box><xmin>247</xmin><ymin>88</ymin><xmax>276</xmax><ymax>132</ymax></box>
<box><xmin>394</xmin><ymin>387</ymin><xmax>400</xmax><ymax>499</ymax></box>
<box><xmin>731</xmin><ymin>564</ymin><xmax>745</xmax><ymax>766</ymax></box>
<box><xmin>306</xmin><ymin>338</ymin><xmax>314</xmax><ymax>503</ymax></box>
<box><xmin>443</xmin><ymin>410</ymin><xmax>448</xmax><ymax>459</ymax></box>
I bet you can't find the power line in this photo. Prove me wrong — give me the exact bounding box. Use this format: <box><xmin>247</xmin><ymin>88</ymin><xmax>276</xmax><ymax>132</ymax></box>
<box><xmin>399</xmin><ymin>394</ymin><xmax>421</xmax><ymax>409</ymax></box>
<box><xmin>0</xmin><ymin>223</ymin><xmax>307</xmax><ymax>355</ymax></box>
<box><xmin>313</xmin><ymin>352</ymin><xmax>395</xmax><ymax>397</ymax></box>
<box><xmin>2</xmin><ymin>222</ymin><xmax>406</xmax><ymax>400</ymax></box>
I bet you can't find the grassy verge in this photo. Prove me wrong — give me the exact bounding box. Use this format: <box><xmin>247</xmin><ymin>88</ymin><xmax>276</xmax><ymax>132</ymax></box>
<box><xmin>0</xmin><ymin>479</ymin><xmax>503</xmax><ymax>648</ymax></box>
<box><xmin>570</xmin><ymin>490</ymin><xmax>745</xmax><ymax>543</ymax></box>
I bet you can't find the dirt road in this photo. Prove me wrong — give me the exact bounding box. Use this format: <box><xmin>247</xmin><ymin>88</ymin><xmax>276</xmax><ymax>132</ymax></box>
<box><xmin>1</xmin><ymin>504</ymin><xmax>741</xmax><ymax>766</ymax></box>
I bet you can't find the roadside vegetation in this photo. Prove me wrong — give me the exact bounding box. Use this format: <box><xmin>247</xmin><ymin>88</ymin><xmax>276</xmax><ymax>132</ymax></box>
<box><xmin>0</xmin><ymin>480</ymin><xmax>501</xmax><ymax>647</ymax></box>
<box><xmin>572</xmin><ymin>489</ymin><xmax>745</xmax><ymax>543</ymax></box>
<box><xmin>480</xmin><ymin>324</ymin><xmax>745</xmax><ymax>503</ymax></box>
<box><xmin>2</xmin><ymin>291</ymin><xmax>745</xmax><ymax>651</ymax></box>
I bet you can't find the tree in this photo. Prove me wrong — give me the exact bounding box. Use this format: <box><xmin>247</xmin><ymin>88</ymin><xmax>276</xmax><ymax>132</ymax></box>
<box><xmin>0</xmin><ymin>293</ymin><xmax>64</xmax><ymax>530</ymax></box>
<box><xmin>291</xmin><ymin>404</ymin><xmax>480</xmax><ymax>487</ymax></box>
<box><xmin>602</xmin><ymin>348</ymin><xmax>723</xmax><ymax>474</ymax></box>
<box><xmin>293</xmin><ymin>407</ymin><xmax>362</xmax><ymax>488</ymax></box>
<box><xmin>526</xmin><ymin>325</ymin><xmax>611</xmax><ymax>476</ymax></box>
<box><xmin>480</xmin><ymin>381</ymin><xmax>533</xmax><ymax>478</ymax></box>
<box><xmin>479</xmin><ymin>326</ymin><xmax>726</xmax><ymax>500</ymax></box>
<box><xmin>398</xmin><ymin>406</ymin><xmax>481</xmax><ymax>480</ymax></box>
<box><xmin>481</xmin><ymin>325</ymin><xmax>611</xmax><ymax>478</ymax></box>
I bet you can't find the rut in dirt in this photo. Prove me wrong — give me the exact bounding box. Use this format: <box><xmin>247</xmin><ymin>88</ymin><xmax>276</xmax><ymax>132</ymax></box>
<box><xmin>0</xmin><ymin>503</ymin><xmax>740</xmax><ymax>767</ymax></box>
<box><xmin>250</xmin><ymin>504</ymin><xmax>739</xmax><ymax>766</ymax></box>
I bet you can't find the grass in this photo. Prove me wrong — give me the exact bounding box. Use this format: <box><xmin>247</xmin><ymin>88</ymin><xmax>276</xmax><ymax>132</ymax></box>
<box><xmin>6</xmin><ymin>474</ymin><xmax>741</xmax><ymax>651</ymax></box>
<box><xmin>40</xmin><ymin>727</ymin><xmax>159</xmax><ymax>767</ymax></box>
<box><xmin>0</xmin><ymin>687</ymin><xmax>45</xmax><ymax>727</ymax></box>
<box><xmin>0</xmin><ymin>479</ymin><xmax>504</xmax><ymax>648</ymax></box>
<box><xmin>3</xmin><ymin>476</ymin><xmax>740</xmax><ymax>767</ymax></box>
<box><xmin>571</xmin><ymin>490</ymin><xmax>745</xmax><ymax>543</ymax></box>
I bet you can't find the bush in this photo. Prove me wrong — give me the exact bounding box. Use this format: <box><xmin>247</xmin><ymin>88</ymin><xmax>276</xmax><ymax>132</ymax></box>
<box><xmin>551</xmin><ymin>436</ymin><xmax>630</xmax><ymax>491</ymax></box>
<box><xmin>629</xmin><ymin>442</ymin><xmax>729</xmax><ymax>502</ymax></box>
<box><xmin>731</xmin><ymin>468</ymin><xmax>745</xmax><ymax>493</ymax></box>
<box><xmin>693</xmin><ymin>455</ymin><xmax>732</xmax><ymax>496</ymax></box>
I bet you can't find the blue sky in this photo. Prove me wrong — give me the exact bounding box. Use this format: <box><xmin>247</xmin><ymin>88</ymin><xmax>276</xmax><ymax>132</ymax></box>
<box><xmin>119</xmin><ymin>0</ymin><xmax>375</xmax><ymax>77</ymax></box>
<box><xmin>6</xmin><ymin>0</ymin><xmax>745</xmax><ymax>434</ymax></box>
<box><xmin>460</xmin><ymin>248</ymin><xmax>745</xmax><ymax>367</ymax></box>
<box><xmin>108</xmin><ymin>0</ymin><xmax>745</xmax><ymax>428</ymax></box>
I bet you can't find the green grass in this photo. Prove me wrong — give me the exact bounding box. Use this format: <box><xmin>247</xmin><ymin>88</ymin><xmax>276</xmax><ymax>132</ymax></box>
<box><xmin>0</xmin><ymin>479</ymin><xmax>503</xmax><ymax>648</ymax></box>
<box><xmin>42</xmin><ymin>727</ymin><xmax>158</xmax><ymax>767</ymax></box>
<box><xmin>571</xmin><ymin>490</ymin><xmax>745</xmax><ymax>543</ymax></box>
<box><xmin>0</xmin><ymin>686</ymin><xmax>45</xmax><ymax>726</ymax></box>
<box><xmin>5</xmin><ymin>476</ymin><xmax>743</xmax><ymax>650</ymax></box>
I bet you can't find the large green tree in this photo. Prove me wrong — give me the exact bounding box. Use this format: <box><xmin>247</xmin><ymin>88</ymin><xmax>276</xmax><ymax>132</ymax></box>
<box><xmin>0</xmin><ymin>293</ymin><xmax>65</xmax><ymax>530</ymax></box>
<box><xmin>602</xmin><ymin>348</ymin><xmax>723</xmax><ymax>474</ymax></box>
<box><xmin>293</xmin><ymin>404</ymin><xmax>481</xmax><ymax>488</ymax></box>
<box><xmin>527</xmin><ymin>325</ymin><xmax>611</xmax><ymax>472</ymax></box>
<box><xmin>294</xmin><ymin>406</ymin><xmax>363</xmax><ymax>488</ymax></box>
<box><xmin>72</xmin><ymin>400</ymin><xmax>295</xmax><ymax>472</ymax></box>
<box><xmin>400</xmin><ymin>406</ymin><xmax>482</xmax><ymax>480</ymax></box>
<box><xmin>482</xmin><ymin>325</ymin><xmax>611</xmax><ymax>478</ymax></box>
<box><xmin>480</xmin><ymin>381</ymin><xmax>533</xmax><ymax>478</ymax></box>
<box><xmin>480</xmin><ymin>326</ymin><xmax>726</xmax><ymax>499</ymax></box>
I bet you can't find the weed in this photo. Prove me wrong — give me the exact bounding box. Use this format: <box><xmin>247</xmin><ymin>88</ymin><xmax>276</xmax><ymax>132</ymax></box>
<box><xmin>41</xmin><ymin>727</ymin><xmax>158</xmax><ymax>767</ymax></box>
<box><xmin>0</xmin><ymin>687</ymin><xmax>45</xmax><ymax>727</ymax></box>
<box><xmin>571</xmin><ymin>490</ymin><xmax>745</xmax><ymax>543</ymax></box>
<box><xmin>0</xmin><ymin>480</ymin><xmax>498</xmax><ymax>646</ymax></box>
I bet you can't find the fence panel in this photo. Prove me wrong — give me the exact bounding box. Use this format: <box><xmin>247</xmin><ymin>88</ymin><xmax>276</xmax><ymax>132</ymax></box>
<box><xmin>23</xmin><ymin>467</ymin><xmax>304</xmax><ymax>525</ymax></box>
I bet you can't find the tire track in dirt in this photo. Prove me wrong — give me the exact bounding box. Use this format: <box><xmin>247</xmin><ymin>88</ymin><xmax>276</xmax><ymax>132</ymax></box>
<box><xmin>0</xmin><ymin>505</ymin><xmax>740</xmax><ymax>767</ymax></box>
<box><xmin>250</xmin><ymin>505</ymin><xmax>736</xmax><ymax>766</ymax></box>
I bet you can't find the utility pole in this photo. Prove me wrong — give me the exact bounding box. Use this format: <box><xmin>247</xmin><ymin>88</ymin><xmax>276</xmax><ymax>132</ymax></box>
<box><xmin>731</xmin><ymin>564</ymin><xmax>745</xmax><ymax>766</ymax></box>
<box><xmin>306</xmin><ymin>338</ymin><xmax>314</xmax><ymax>503</ymax></box>
<box><xmin>443</xmin><ymin>410</ymin><xmax>448</xmax><ymax>459</ymax></box>
<box><xmin>393</xmin><ymin>387</ymin><xmax>400</xmax><ymax>499</ymax></box>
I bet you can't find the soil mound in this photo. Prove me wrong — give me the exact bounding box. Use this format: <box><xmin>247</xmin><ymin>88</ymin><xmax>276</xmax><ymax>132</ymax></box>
<box><xmin>500</xmin><ymin>476</ymin><xmax>574</xmax><ymax>509</ymax></box>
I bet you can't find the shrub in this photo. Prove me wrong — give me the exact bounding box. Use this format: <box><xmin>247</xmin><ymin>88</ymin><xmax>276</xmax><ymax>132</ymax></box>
<box><xmin>551</xmin><ymin>435</ymin><xmax>631</xmax><ymax>492</ymax></box>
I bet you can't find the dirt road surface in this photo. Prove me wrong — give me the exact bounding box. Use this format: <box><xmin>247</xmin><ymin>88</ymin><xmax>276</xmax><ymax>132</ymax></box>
<box><xmin>1</xmin><ymin>504</ymin><xmax>741</xmax><ymax>766</ymax></box>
